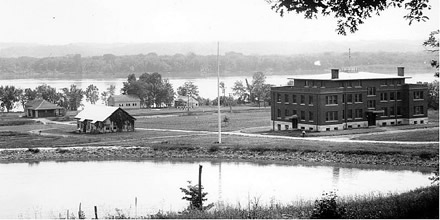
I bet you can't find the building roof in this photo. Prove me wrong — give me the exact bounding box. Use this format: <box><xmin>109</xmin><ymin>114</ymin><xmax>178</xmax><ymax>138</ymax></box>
<box><xmin>75</xmin><ymin>105</ymin><xmax>135</xmax><ymax>122</ymax></box>
<box><xmin>109</xmin><ymin>95</ymin><xmax>140</xmax><ymax>102</ymax></box>
<box><xmin>25</xmin><ymin>99</ymin><xmax>63</xmax><ymax>110</ymax></box>
<box><xmin>288</xmin><ymin>72</ymin><xmax>411</xmax><ymax>81</ymax></box>
<box><xmin>175</xmin><ymin>95</ymin><xmax>198</xmax><ymax>102</ymax></box>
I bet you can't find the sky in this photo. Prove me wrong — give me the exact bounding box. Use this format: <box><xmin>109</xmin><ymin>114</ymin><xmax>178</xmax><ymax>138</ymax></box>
<box><xmin>0</xmin><ymin>0</ymin><xmax>438</xmax><ymax>45</ymax></box>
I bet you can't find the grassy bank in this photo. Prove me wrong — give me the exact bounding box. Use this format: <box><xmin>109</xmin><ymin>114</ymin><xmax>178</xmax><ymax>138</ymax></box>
<box><xmin>147</xmin><ymin>185</ymin><xmax>439</xmax><ymax>219</ymax></box>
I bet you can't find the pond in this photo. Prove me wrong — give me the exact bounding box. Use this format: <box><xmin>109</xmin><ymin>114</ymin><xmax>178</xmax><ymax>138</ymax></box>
<box><xmin>0</xmin><ymin>159</ymin><xmax>432</xmax><ymax>218</ymax></box>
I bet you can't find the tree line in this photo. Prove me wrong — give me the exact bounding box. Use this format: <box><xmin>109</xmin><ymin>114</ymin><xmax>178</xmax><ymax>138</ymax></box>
<box><xmin>0</xmin><ymin>51</ymin><xmax>434</xmax><ymax>79</ymax></box>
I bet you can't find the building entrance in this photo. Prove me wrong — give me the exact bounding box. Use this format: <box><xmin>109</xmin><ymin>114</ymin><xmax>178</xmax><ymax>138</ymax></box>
<box><xmin>291</xmin><ymin>117</ymin><xmax>298</xmax><ymax>129</ymax></box>
<box><xmin>367</xmin><ymin>112</ymin><xmax>376</xmax><ymax>126</ymax></box>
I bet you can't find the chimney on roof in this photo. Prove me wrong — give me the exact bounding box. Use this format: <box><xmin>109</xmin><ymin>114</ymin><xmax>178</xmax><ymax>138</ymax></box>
<box><xmin>331</xmin><ymin>69</ymin><xmax>339</xmax><ymax>79</ymax></box>
<box><xmin>397</xmin><ymin>67</ymin><xmax>404</xmax><ymax>76</ymax></box>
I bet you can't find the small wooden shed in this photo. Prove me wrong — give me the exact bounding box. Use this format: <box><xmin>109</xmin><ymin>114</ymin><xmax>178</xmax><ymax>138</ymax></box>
<box><xmin>24</xmin><ymin>99</ymin><xmax>65</xmax><ymax>118</ymax></box>
<box><xmin>75</xmin><ymin>106</ymin><xmax>136</xmax><ymax>134</ymax></box>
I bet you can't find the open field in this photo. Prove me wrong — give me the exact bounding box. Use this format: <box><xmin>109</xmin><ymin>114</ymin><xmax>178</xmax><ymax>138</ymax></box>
<box><xmin>0</xmin><ymin>107</ymin><xmax>438</xmax><ymax>168</ymax></box>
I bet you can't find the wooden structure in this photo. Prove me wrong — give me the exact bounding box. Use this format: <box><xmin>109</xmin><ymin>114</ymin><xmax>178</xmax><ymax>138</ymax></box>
<box><xmin>107</xmin><ymin>95</ymin><xmax>141</xmax><ymax>109</ymax></box>
<box><xmin>75</xmin><ymin>106</ymin><xmax>136</xmax><ymax>133</ymax></box>
<box><xmin>24</xmin><ymin>99</ymin><xmax>65</xmax><ymax>118</ymax></box>
<box><xmin>175</xmin><ymin>95</ymin><xmax>199</xmax><ymax>109</ymax></box>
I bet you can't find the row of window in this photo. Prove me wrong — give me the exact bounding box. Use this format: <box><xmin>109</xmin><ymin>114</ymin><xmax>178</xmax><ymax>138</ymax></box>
<box><xmin>118</xmin><ymin>103</ymin><xmax>138</xmax><ymax>107</ymax></box>
<box><xmin>276</xmin><ymin>89</ymin><xmax>422</xmax><ymax>106</ymax></box>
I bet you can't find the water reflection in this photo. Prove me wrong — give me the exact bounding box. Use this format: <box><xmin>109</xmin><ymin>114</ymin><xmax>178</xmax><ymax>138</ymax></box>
<box><xmin>0</xmin><ymin>160</ymin><xmax>432</xmax><ymax>218</ymax></box>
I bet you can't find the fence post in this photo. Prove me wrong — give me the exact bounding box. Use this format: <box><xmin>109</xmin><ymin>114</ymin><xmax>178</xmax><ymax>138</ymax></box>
<box><xmin>198</xmin><ymin>165</ymin><xmax>203</xmax><ymax>210</ymax></box>
<box><xmin>94</xmin><ymin>206</ymin><xmax>98</xmax><ymax>219</ymax></box>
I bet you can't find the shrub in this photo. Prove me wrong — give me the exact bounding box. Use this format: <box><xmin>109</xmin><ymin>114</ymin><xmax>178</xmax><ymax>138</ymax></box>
<box><xmin>180</xmin><ymin>181</ymin><xmax>213</xmax><ymax>211</ymax></box>
<box><xmin>311</xmin><ymin>191</ymin><xmax>346</xmax><ymax>219</ymax></box>
<box><xmin>208</xmin><ymin>145</ymin><xmax>220</xmax><ymax>153</ymax></box>
<box><xmin>27</xmin><ymin>148</ymin><xmax>40</xmax><ymax>154</ymax></box>
<box><xmin>55</xmin><ymin>148</ymin><xmax>69</xmax><ymax>154</ymax></box>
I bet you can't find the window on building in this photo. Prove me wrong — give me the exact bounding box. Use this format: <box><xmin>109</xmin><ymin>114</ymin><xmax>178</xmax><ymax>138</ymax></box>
<box><xmin>309</xmin><ymin>95</ymin><xmax>313</xmax><ymax>105</ymax></box>
<box><xmin>381</xmin><ymin>80</ymin><xmax>387</xmax><ymax>86</ymax></box>
<box><xmin>380</xmin><ymin>92</ymin><xmax>388</xmax><ymax>101</ymax></box>
<box><xmin>325</xmin><ymin>95</ymin><xmax>338</xmax><ymax>105</ymax></box>
<box><xmin>320</xmin><ymin>81</ymin><xmax>325</xmax><ymax>87</ymax></box>
<box><xmin>347</xmin><ymin>109</ymin><xmax>353</xmax><ymax>119</ymax></box>
<box><xmin>355</xmin><ymin>80</ymin><xmax>362</xmax><ymax>87</ymax></box>
<box><xmin>397</xmin><ymin>79</ymin><xmax>402</xmax><ymax>85</ymax></box>
<box><xmin>390</xmin><ymin>92</ymin><xmax>395</xmax><ymax>101</ymax></box>
<box><xmin>414</xmin><ymin>91</ymin><xmax>424</xmax><ymax>99</ymax></box>
<box><xmin>355</xmin><ymin>109</ymin><xmax>363</xmax><ymax>118</ymax></box>
<box><xmin>339</xmin><ymin>82</ymin><xmax>344</xmax><ymax>88</ymax></box>
<box><xmin>390</xmin><ymin>106</ymin><xmax>395</xmax><ymax>116</ymax></box>
<box><xmin>397</xmin><ymin>106</ymin><xmax>402</xmax><ymax>115</ymax></box>
<box><xmin>293</xmin><ymin>109</ymin><xmax>297</xmax><ymax>116</ymax></box>
<box><xmin>300</xmin><ymin>95</ymin><xmax>305</xmax><ymax>104</ymax></box>
<box><xmin>367</xmin><ymin>87</ymin><xmax>376</xmax><ymax>96</ymax></box>
<box><xmin>285</xmin><ymin>109</ymin><xmax>289</xmax><ymax>117</ymax></box>
<box><xmin>342</xmin><ymin>110</ymin><xmax>345</xmax><ymax>120</ymax></box>
<box><xmin>300</xmin><ymin>111</ymin><xmax>305</xmax><ymax>121</ymax></box>
<box><xmin>367</xmin><ymin>100</ymin><xmax>376</xmax><ymax>108</ymax></box>
<box><xmin>292</xmin><ymin>95</ymin><xmax>297</xmax><ymax>104</ymax></box>
<box><xmin>346</xmin><ymin>81</ymin><xmax>352</xmax><ymax>88</ymax></box>
<box><xmin>309</xmin><ymin>111</ymin><xmax>313</xmax><ymax>122</ymax></box>
<box><xmin>414</xmin><ymin>106</ymin><xmax>424</xmax><ymax>115</ymax></box>
<box><xmin>354</xmin><ymin>94</ymin><xmax>362</xmax><ymax>103</ymax></box>
<box><xmin>276</xmin><ymin>93</ymin><xmax>281</xmax><ymax>102</ymax></box>
<box><xmin>347</xmin><ymin>94</ymin><xmax>353</xmax><ymax>103</ymax></box>
<box><xmin>284</xmin><ymin>94</ymin><xmax>289</xmax><ymax>103</ymax></box>
<box><xmin>127</xmin><ymin>103</ymin><xmax>131</xmax><ymax>106</ymax></box>
<box><xmin>397</xmin><ymin>92</ymin><xmax>402</xmax><ymax>100</ymax></box>
<box><xmin>381</xmin><ymin>107</ymin><xmax>388</xmax><ymax>117</ymax></box>
<box><xmin>277</xmin><ymin>109</ymin><xmax>281</xmax><ymax>118</ymax></box>
<box><xmin>326</xmin><ymin>111</ymin><xmax>338</xmax><ymax>121</ymax></box>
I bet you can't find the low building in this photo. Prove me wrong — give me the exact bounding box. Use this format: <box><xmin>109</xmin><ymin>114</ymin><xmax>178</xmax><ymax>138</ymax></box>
<box><xmin>270</xmin><ymin>67</ymin><xmax>428</xmax><ymax>132</ymax></box>
<box><xmin>107</xmin><ymin>95</ymin><xmax>141</xmax><ymax>109</ymax></box>
<box><xmin>174</xmin><ymin>95</ymin><xmax>199</xmax><ymax>109</ymax></box>
<box><xmin>75</xmin><ymin>106</ymin><xmax>136</xmax><ymax>133</ymax></box>
<box><xmin>24</xmin><ymin>99</ymin><xmax>65</xmax><ymax>118</ymax></box>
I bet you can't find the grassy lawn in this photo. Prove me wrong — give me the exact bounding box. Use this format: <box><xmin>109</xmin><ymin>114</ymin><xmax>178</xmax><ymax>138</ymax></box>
<box><xmin>353</xmin><ymin>128</ymin><xmax>439</xmax><ymax>142</ymax></box>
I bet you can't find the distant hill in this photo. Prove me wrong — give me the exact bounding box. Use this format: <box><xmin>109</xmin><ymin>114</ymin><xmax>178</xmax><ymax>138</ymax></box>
<box><xmin>0</xmin><ymin>40</ymin><xmax>426</xmax><ymax>57</ymax></box>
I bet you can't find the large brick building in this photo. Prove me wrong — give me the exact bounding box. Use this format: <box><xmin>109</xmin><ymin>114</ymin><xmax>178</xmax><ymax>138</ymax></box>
<box><xmin>270</xmin><ymin>67</ymin><xmax>428</xmax><ymax>132</ymax></box>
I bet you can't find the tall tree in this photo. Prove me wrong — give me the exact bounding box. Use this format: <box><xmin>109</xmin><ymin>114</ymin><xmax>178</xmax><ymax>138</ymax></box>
<box><xmin>177</xmin><ymin>81</ymin><xmax>199</xmax><ymax>97</ymax></box>
<box><xmin>232</xmin><ymin>80</ymin><xmax>248</xmax><ymax>104</ymax></box>
<box><xmin>251</xmin><ymin>72</ymin><xmax>267</xmax><ymax>107</ymax></box>
<box><xmin>428</xmin><ymin>80</ymin><xmax>439</xmax><ymax>110</ymax></box>
<box><xmin>101</xmin><ymin>91</ymin><xmax>109</xmax><ymax>105</ymax></box>
<box><xmin>35</xmin><ymin>84</ymin><xmax>59</xmax><ymax>103</ymax></box>
<box><xmin>85</xmin><ymin>84</ymin><xmax>99</xmax><ymax>104</ymax></box>
<box><xmin>20</xmin><ymin>88</ymin><xmax>38</xmax><ymax>108</ymax></box>
<box><xmin>423</xmin><ymin>29</ymin><xmax>439</xmax><ymax>77</ymax></box>
<box><xmin>268</xmin><ymin>0</ymin><xmax>431</xmax><ymax>35</ymax></box>
<box><xmin>62</xmin><ymin>84</ymin><xmax>84</xmax><ymax>111</ymax></box>
<box><xmin>107</xmin><ymin>85</ymin><xmax>116</xmax><ymax>95</ymax></box>
<box><xmin>0</xmin><ymin>86</ymin><xmax>23</xmax><ymax>112</ymax></box>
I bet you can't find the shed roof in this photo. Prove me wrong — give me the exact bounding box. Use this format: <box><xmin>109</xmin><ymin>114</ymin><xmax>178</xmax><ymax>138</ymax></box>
<box><xmin>175</xmin><ymin>95</ymin><xmax>198</xmax><ymax>102</ymax></box>
<box><xmin>75</xmin><ymin>105</ymin><xmax>135</xmax><ymax>122</ymax></box>
<box><xmin>109</xmin><ymin>95</ymin><xmax>140</xmax><ymax>102</ymax></box>
<box><xmin>25</xmin><ymin>99</ymin><xmax>63</xmax><ymax>110</ymax></box>
<box><xmin>288</xmin><ymin>72</ymin><xmax>410</xmax><ymax>81</ymax></box>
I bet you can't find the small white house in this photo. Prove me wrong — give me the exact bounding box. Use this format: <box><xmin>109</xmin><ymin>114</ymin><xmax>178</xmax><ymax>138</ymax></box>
<box><xmin>107</xmin><ymin>95</ymin><xmax>140</xmax><ymax>109</ymax></box>
<box><xmin>75</xmin><ymin>106</ymin><xmax>136</xmax><ymax>133</ymax></box>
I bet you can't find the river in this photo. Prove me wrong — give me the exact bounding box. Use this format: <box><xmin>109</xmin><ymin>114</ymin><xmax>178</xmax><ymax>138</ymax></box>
<box><xmin>0</xmin><ymin>72</ymin><xmax>437</xmax><ymax>111</ymax></box>
<box><xmin>0</xmin><ymin>160</ymin><xmax>432</xmax><ymax>218</ymax></box>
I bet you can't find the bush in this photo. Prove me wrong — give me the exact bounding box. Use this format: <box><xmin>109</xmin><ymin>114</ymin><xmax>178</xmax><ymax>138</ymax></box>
<box><xmin>27</xmin><ymin>148</ymin><xmax>40</xmax><ymax>154</ymax></box>
<box><xmin>311</xmin><ymin>191</ymin><xmax>346</xmax><ymax>219</ymax></box>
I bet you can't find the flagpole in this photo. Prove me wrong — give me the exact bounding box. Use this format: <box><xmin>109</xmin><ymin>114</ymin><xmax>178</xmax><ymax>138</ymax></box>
<box><xmin>217</xmin><ymin>41</ymin><xmax>222</xmax><ymax>144</ymax></box>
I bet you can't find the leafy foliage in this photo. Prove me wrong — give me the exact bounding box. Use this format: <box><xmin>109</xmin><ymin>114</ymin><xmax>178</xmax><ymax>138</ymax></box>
<box><xmin>427</xmin><ymin>80</ymin><xmax>439</xmax><ymax>110</ymax></box>
<box><xmin>122</xmin><ymin>72</ymin><xmax>174</xmax><ymax>107</ymax></box>
<box><xmin>0</xmin><ymin>86</ymin><xmax>22</xmax><ymax>112</ymax></box>
<box><xmin>423</xmin><ymin>29</ymin><xmax>439</xmax><ymax>77</ymax></box>
<box><xmin>311</xmin><ymin>191</ymin><xmax>346</xmax><ymax>219</ymax></box>
<box><xmin>85</xmin><ymin>84</ymin><xmax>99</xmax><ymax>104</ymax></box>
<box><xmin>268</xmin><ymin>0</ymin><xmax>432</xmax><ymax>35</ymax></box>
<box><xmin>177</xmin><ymin>81</ymin><xmax>199</xmax><ymax>97</ymax></box>
<box><xmin>61</xmin><ymin>84</ymin><xmax>84</xmax><ymax>111</ymax></box>
<box><xmin>180</xmin><ymin>181</ymin><xmax>213</xmax><ymax>211</ymax></box>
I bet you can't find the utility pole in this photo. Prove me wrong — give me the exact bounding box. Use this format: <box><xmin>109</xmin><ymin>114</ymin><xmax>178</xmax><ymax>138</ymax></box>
<box><xmin>217</xmin><ymin>42</ymin><xmax>222</xmax><ymax>144</ymax></box>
